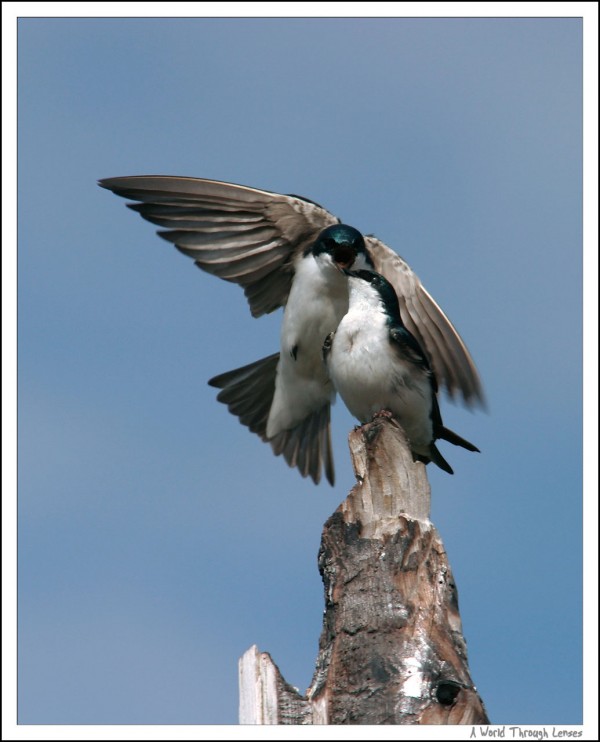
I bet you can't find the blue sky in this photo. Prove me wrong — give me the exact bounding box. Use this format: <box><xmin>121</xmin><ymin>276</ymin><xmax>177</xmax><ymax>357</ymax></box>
<box><xmin>9</xmin><ymin>7</ymin><xmax>596</xmax><ymax>734</ymax></box>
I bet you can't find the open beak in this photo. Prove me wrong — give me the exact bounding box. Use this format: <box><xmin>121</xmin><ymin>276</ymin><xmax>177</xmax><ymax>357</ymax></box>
<box><xmin>333</xmin><ymin>244</ymin><xmax>357</xmax><ymax>270</ymax></box>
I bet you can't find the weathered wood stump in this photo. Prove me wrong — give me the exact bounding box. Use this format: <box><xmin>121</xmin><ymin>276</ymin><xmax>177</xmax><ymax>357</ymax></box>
<box><xmin>239</xmin><ymin>417</ymin><xmax>489</xmax><ymax>724</ymax></box>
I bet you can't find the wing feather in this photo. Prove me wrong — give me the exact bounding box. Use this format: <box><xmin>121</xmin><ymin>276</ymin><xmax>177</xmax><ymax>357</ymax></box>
<box><xmin>100</xmin><ymin>176</ymin><xmax>483</xmax><ymax>483</ymax></box>
<box><xmin>99</xmin><ymin>175</ymin><xmax>339</xmax><ymax>317</ymax></box>
<box><xmin>208</xmin><ymin>354</ymin><xmax>279</xmax><ymax>439</ymax></box>
<box><xmin>208</xmin><ymin>355</ymin><xmax>334</xmax><ymax>485</ymax></box>
<box><xmin>366</xmin><ymin>236</ymin><xmax>485</xmax><ymax>407</ymax></box>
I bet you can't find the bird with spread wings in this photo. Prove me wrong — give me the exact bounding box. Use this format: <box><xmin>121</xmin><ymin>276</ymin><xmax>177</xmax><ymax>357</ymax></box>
<box><xmin>99</xmin><ymin>176</ymin><xmax>484</xmax><ymax>485</ymax></box>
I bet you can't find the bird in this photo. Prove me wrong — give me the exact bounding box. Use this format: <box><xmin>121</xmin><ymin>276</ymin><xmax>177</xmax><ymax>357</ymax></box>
<box><xmin>322</xmin><ymin>268</ymin><xmax>480</xmax><ymax>474</ymax></box>
<box><xmin>98</xmin><ymin>175</ymin><xmax>484</xmax><ymax>484</ymax></box>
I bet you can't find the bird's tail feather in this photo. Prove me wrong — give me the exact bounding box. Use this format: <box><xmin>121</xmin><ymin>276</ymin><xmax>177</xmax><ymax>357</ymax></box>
<box><xmin>208</xmin><ymin>353</ymin><xmax>335</xmax><ymax>486</ymax></box>
<box><xmin>269</xmin><ymin>403</ymin><xmax>335</xmax><ymax>486</ymax></box>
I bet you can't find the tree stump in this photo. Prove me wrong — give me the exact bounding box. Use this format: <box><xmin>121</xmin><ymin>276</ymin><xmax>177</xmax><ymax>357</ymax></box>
<box><xmin>239</xmin><ymin>417</ymin><xmax>489</xmax><ymax>725</ymax></box>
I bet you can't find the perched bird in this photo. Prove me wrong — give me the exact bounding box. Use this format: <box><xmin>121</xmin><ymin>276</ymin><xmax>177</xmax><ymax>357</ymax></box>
<box><xmin>323</xmin><ymin>269</ymin><xmax>480</xmax><ymax>474</ymax></box>
<box><xmin>99</xmin><ymin>175</ymin><xmax>484</xmax><ymax>484</ymax></box>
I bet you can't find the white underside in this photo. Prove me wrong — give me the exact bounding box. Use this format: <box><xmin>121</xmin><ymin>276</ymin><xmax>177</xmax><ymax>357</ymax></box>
<box><xmin>326</xmin><ymin>285</ymin><xmax>434</xmax><ymax>455</ymax></box>
<box><xmin>266</xmin><ymin>254</ymin><xmax>348</xmax><ymax>437</ymax></box>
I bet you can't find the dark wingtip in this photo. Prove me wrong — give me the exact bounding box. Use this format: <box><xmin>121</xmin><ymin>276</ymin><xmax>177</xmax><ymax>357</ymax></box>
<box><xmin>438</xmin><ymin>425</ymin><xmax>480</xmax><ymax>453</ymax></box>
<box><xmin>97</xmin><ymin>177</ymin><xmax>120</xmax><ymax>191</ymax></box>
<box><xmin>429</xmin><ymin>444</ymin><xmax>455</xmax><ymax>475</ymax></box>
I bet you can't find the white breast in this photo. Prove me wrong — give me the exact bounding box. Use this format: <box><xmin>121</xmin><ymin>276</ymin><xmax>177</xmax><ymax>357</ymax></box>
<box><xmin>327</xmin><ymin>289</ymin><xmax>434</xmax><ymax>452</ymax></box>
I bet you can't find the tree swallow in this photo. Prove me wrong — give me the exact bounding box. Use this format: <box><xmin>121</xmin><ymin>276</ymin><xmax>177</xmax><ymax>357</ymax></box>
<box><xmin>98</xmin><ymin>176</ymin><xmax>484</xmax><ymax>484</ymax></box>
<box><xmin>323</xmin><ymin>269</ymin><xmax>480</xmax><ymax>474</ymax></box>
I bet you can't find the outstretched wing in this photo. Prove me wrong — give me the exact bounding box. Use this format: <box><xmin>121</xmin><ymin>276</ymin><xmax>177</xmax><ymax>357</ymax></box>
<box><xmin>98</xmin><ymin>175</ymin><xmax>339</xmax><ymax>317</ymax></box>
<box><xmin>366</xmin><ymin>236</ymin><xmax>485</xmax><ymax>408</ymax></box>
<box><xmin>99</xmin><ymin>176</ymin><xmax>483</xmax><ymax>481</ymax></box>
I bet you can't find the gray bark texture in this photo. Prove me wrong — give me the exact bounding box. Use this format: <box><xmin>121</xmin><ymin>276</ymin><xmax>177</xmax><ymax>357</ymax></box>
<box><xmin>239</xmin><ymin>417</ymin><xmax>489</xmax><ymax>725</ymax></box>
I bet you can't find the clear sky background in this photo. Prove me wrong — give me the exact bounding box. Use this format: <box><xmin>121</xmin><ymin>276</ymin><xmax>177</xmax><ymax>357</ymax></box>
<box><xmin>12</xmin><ymin>8</ymin><xmax>593</xmax><ymax>732</ymax></box>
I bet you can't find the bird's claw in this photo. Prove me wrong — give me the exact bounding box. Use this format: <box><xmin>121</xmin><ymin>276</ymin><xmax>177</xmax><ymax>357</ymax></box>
<box><xmin>373</xmin><ymin>409</ymin><xmax>394</xmax><ymax>420</ymax></box>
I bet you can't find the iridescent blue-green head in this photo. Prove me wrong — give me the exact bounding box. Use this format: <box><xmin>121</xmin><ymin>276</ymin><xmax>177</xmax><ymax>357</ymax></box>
<box><xmin>309</xmin><ymin>224</ymin><xmax>373</xmax><ymax>270</ymax></box>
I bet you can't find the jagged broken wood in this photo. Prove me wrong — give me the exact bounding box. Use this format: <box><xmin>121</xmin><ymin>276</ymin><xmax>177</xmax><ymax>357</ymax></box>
<box><xmin>239</xmin><ymin>417</ymin><xmax>489</xmax><ymax>724</ymax></box>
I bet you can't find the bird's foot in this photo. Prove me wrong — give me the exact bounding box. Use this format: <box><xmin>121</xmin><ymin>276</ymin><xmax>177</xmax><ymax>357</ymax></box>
<box><xmin>372</xmin><ymin>409</ymin><xmax>394</xmax><ymax>420</ymax></box>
